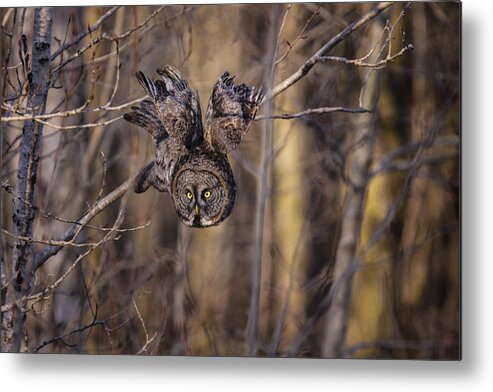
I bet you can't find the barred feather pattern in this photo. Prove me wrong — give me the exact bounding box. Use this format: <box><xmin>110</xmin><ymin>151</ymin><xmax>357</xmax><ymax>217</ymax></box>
<box><xmin>205</xmin><ymin>72</ymin><xmax>264</xmax><ymax>154</ymax></box>
<box><xmin>123</xmin><ymin>100</ymin><xmax>167</xmax><ymax>142</ymax></box>
<box><xmin>133</xmin><ymin>67</ymin><xmax>204</xmax><ymax>149</ymax></box>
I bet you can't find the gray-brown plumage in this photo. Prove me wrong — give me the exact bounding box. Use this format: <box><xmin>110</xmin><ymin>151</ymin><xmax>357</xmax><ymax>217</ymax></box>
<box><xmin>124</xmin><ymin>66</ymin><xmax>263</xmax><ymax>227</ymax></box>
<box><xmin>205</xmin><ymin>72</ymin><xmax>263</xmax><ymax>154</ymax></box>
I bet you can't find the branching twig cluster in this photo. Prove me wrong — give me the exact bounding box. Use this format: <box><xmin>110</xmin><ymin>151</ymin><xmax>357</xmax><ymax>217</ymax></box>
<box><xmin>258</xmin><ymin>2</ymin><xmax>412</xmax><ymax>122</ymax></box>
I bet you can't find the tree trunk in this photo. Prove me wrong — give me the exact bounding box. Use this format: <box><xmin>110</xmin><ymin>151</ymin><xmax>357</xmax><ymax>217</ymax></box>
<box><xmin>321</xmin><ymin>21</ymin><xmax>382</xmax><ymax>357</ymax></box>
<box><xmin>245</xmin><ymin>4</ymin><xmax>281</xmax><ymax>356</ymax></box>
<box><xmin>2</xmin><ymin>7</ymin><xmax>53</xmax><ymax>353</ymax></box>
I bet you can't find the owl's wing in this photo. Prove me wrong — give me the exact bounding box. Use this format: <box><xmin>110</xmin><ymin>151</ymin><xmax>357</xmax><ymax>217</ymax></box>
<box><xmin>204</xmin><ymin>72</ymin><xmax>263</xmax><ymax>154</ymax></box>
<box><xmin>124</xmin><ymin>99</ymin><xmax>168</xmax><ymax>142</ymax></box>
<box><xmin>124</xmin><ymin>66</ymin><xmax>204</xmax><ymax>149</ymax></box>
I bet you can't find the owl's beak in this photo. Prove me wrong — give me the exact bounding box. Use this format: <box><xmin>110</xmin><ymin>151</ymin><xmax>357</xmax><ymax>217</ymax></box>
<box><xmin>190</xmin><ymin>205</ymin><xmax>201</xmax><ymax>227</ymax></box>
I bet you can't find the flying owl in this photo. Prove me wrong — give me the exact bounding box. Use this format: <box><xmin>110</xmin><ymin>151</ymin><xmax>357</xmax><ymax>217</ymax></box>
<box><xmin>124</xmin><ymin>66</ymin><xmax>263</xmax><ymax>227</ymax></box>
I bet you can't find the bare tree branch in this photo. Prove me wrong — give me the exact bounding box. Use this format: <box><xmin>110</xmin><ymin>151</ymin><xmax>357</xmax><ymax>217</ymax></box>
<box><xmin>33</xmin><ymin>312</ymin><xmax>105</xmax><ymax>353</ymax></box>
<box><xmin>51</xmin><ymin>6</ymin><xmax>164</xmax><ymax>74</ymax></box>
<box><xmin>274</xmin><ymin>4</ymin><xmax>320</xmax><ymax>66</ymax></box>
<box><xmin>33</xmin><ymin>173</ymin><xmax>138</xmax><ymax>270</ymax></box>
<box><xmin>2</xmin><ymin>202</ymin><xmax>127</xmax><ymax>314</ymax></box>
<box><xmin>256</xmin><ymin>106</ymin><xmax>371</xmax><ymax>120</ymax></box>
<box><xmin>50</xmin><ymin>7</ymin><xmax>119</xmax><ymax>60</ymax></box>
<box><xmin>269</xmin><ymin>2</ymin><xmax>394</xmax><ymax>100</ymax></box>
<box><xmin>319</xmin><ymin>44</ymin><xmax>412</xmax><ymax>69</ymax></box>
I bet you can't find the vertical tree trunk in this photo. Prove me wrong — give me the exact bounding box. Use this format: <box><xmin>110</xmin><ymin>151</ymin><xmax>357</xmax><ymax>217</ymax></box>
<box><xmin>321</xmin><ymin>28</ymin><xmax>382</xmax><ymax>357</ymax></box>
<box><xmin>2</xmin><ymin>7</ymin><xmax>53</xmax><ymax>352</ymax></box>
<box><xmin>245</xmin><ymin>4</ymin><xmax>281</xmax><ymax>356</ymax></box>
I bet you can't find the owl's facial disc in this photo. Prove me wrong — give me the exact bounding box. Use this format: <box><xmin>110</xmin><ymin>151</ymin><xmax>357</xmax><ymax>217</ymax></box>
<box><xmin>172</xmin><ymin>168</ymin><xmax>235</xmax><ymax>228</ymax></box>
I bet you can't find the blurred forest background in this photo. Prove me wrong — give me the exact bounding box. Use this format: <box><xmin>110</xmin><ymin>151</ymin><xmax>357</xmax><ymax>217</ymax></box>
<box><xmin>1</xmin><ymin>2</ymin><xmax>460</xmax><ymax>358</ymax></box>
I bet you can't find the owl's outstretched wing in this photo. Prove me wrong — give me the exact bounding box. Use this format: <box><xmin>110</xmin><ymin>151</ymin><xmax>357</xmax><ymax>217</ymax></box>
<box><xmin>123</xmin><ymin>99</ymin><xmax>167</xmax><ymax>142</ymax></box>
<box><xmin>124</xmin><ymin>66</ymin><xmax>204</xmax><ymax>149</ymax></box>
<box><xmin>204</xmin><ymin>72</ymin><xmax>263</xmax><ymax>154</ymax></box>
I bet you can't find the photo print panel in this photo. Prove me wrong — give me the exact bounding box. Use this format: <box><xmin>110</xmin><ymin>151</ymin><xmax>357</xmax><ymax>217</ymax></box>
<box><xmin>0</xmin><ymin>2</ymin><xmax>460</xmax><ymax>358</ymax></box>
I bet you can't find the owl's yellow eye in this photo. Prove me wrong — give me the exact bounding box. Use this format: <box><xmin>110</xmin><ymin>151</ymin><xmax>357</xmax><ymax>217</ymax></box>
<box><xmin>203</xmin><ymin>190</ymin><xmax>211</xmax><ymax>199</ymax></box>
<box><xmin>186</xmin><ymin>191</ymin><xmax>193</xmax><ymax>200</ymax></box>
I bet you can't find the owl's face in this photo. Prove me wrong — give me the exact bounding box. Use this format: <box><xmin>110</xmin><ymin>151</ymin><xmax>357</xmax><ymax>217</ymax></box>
<box><xmin>171</xmin><ymin>156</ymin><xmax>236</xmax><ymax>227</ymax></box>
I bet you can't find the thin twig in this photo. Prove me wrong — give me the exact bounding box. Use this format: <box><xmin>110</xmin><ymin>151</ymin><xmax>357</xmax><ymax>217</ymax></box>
<box><xmin>33</xmin><ymin>115</ymin><xmax>123</xmax><ymax>131</ymax></box>
<box><xmin>275</xmin><ymin>5</ymin><xmax>320</xmax><ymax>66</ymax></box>
<box><xmin>33</xmin><ymin>305</ymin><xmax>105</xmax><ymax>353</ymax></box>
<box><xmin>1</xmin><ymin>96</ymin><xmax>145</xmax><ymax>122</ymax></box>
<box><xmin>2</xmin><ymin>229</ymin><xmax>110</xmax><ymax>248</ymax></box>
<box><xmin>133</xmin><ymin>298</ymin><xmax>157</xmax><ymax>354</ymax></box>
<box><xmin>52</xmin><ymin>7</ymin><xmax>164</xmax><ymax>74</ymax></box>
<box><xmin>319</xmin><ymin>44</ymin><xmax>412</xmax><ymax>69</ymax></box>
<box><xmin>256</xmin><ymin>106</ymin><xmax>371</xmax><ymax>120</ymax></box>
<box><xmin>50</xmin><ymin>7</ymin><xmax>119</xmax><ymax>60</ymax></box>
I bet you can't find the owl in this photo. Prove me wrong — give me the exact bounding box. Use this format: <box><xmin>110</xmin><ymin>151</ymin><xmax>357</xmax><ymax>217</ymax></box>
<box><xmin>124</xmin><ymin>66</ymin><xmax>263</xmax><ymax>227</ymax></box>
